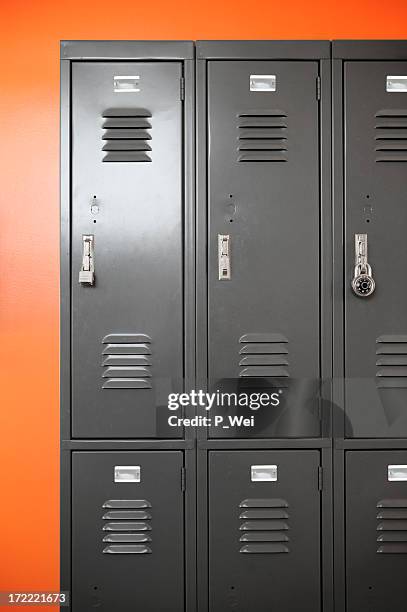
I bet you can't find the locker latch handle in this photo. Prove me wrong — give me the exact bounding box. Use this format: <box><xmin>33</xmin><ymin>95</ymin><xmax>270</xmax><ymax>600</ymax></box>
<box><xmin>218</xmin><ymin>234</ymin><xmax>231</xmax><ymax>280</ymax></box>
<box><xmin>351</xmin><ymin>233</ymin><xmax>375</xmax><ymax>297</ymax></box>
<box><xmin>79</xmin><ymin>234</ymin><xmax>95</xmax><ymax>285</ymax></box>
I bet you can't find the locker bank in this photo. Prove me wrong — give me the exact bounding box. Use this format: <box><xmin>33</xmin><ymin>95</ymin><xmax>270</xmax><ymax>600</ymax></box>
<box><xmin>60</xmin><ymin>40</ymin><xmax>407</xmax><ymax>611</ymax></box>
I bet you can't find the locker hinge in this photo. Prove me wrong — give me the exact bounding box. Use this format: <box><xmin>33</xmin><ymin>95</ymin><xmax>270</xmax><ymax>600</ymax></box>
<box><xmin>316</xmin><ymin>76</ymin><xmax>321</xmax><ymax>101</ymax></box>
<box><xmin>181</xmin><ymin>467</ymin><xmax>186</xmax><ymax>491</ymax></box>
<box><xmin>180</xmin><ymin>77</ymin><xmax>185</xmax><ymax>101</ymax></box>
<box><xmin>318</xmin><ymin>466</ymin><xmax>323</xmax><ymax>491</ymax></box>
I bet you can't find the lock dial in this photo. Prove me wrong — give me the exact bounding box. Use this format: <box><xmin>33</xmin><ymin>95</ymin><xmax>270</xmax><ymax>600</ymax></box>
<box><xmin>352</xmin><ymin>273</ymin><xmax>375</xmax><ymax>297</ymax></box>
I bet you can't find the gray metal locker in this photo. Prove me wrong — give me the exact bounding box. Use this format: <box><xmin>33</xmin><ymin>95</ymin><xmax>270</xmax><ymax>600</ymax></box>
<box><xmin>208</xmin><ymin>450</ymin><xmax>321</xmax><ymax>612</ymax></box>
<box><xmin>60</xmin><ymin>41</ymin><xmax>195</xmax><ymax>612</ymax></box>
<box><xmin>346</xmin><ymin>451</ymin><xmax>407</xmax><ymax>611</ymax></box>
<box><xmin>72</xmin><ymin>451</ymin><xmax>184</xmax><ymax>611</ymax></box>
<box><xmin>333</xmin><ymin>41</ymin><xmax>407</xmax><ymax>612</ymax></box>
<box><xmin>342</xmin><ymin>51</ymin><xmax>407</xmax><ymax>437</ymax></box>
<box><xmin>197</xmin><ymin>41</ymin><xmax>332</xmax><ymax>438</ymax></box>
<box><xmin>70</xmin><ymin>60</ymin><xmax>184</xmax><ymax>438</ymax></box>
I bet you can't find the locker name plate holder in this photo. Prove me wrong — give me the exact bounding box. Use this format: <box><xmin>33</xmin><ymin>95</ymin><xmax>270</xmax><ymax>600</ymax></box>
<box><xmin>113</xmin><ymin>76</ymin><xmax>140</xmax><ymax>93</ymax></box>
<box><xmin>386</xmin><ymin>76</ymin><xmax>407</xmax><ymax>92</ymax></box>
<box><xmin>351</xmin><ymin>233</ymin><xmax>375</xmax><ymax>297</ymax></box>
<box><xmin>388</xmin><ymin>465</ymin><xmax>407</xmax><ymax>481</ymax></box>
<box><xmin>218</xmin><ymin>234</ymin><xmax>231</xmax><ymax>280</ymax></box>
<box><xmin>250</xmin><ymin>75</ymin><xmax>276</xmax><ymax>92</ymax></box>
<box><xmin>114</xmin><ymin>466</ymin><xmax>141</xmax><ymax>483</ymax></box>
<box><xmin>79</xmin><ymin>235</ymin><xmax>95</xmax><ymax>285</ymax></box>
<box><xmin>251</xmin><ymin>465</ymin><xmax>278</xmax><ymax>482</ymax></box>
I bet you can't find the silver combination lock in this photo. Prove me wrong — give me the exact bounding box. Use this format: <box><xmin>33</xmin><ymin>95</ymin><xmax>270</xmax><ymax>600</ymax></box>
<box><xmin>351</xmin><ymin>234</ymin><xmax>375</xmax><ymax>297</ymax></box>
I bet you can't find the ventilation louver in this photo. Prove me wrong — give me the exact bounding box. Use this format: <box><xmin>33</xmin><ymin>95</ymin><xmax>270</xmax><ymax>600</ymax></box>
<box><xmin>376</xmin><ymin>335</ymin><xmax>407</xmax><ymax>388</ymax></box>
<box><xmin>102</xmin><ymin>499</ymin><xmax>152</xmax><ymax>554</ymax></box>
<box><xmin>376</xmin><ymin>499</ymin><xmax>407</xmax><ymax>554</ymax></box>
<box><xmin>375</xmin><ymin>110</ymin><xmax>407</xmax><ymax>162</ymax></box>
<box><xmin>239</xmin><ymin>498</ymin><xmax>290</xmax><ymax>554</ymax></box>
<box><xmin>102</xmin><ymin>108</ymin><xmax>152</xmax><ymax>162</ymax></box>
<box><xmin>239</xmin><ymin>333</ymin><xmax>289</xmax><ymax>379</ymax></box>
<box><xmin>102</xmin><ymin>333</ymin><xmax>152</xmax><ymax>389</ymax></box>
<box><xmin>237</xmin><ymin>110</ymin><xmax>287</xmax><ymax>162</ymax></box>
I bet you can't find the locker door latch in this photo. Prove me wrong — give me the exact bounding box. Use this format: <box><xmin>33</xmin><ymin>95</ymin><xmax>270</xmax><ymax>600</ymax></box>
<box><xmin>79</xmin><ymin>235</ymin><xmax>95</xmax><ymax>285</ymax></box>
<box><xmin>218</xmin><ymin>234</ymin><xmax>231</xmax><ymax>280</ymax></box>
<box><xmin>351</xmin><ymin>233</ymin><xmax>375</xmax><ymax>297</ymax></box>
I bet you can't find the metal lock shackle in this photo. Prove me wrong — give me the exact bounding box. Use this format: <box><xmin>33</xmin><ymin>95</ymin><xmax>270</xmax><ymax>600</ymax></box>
<box><xmin>351</xmin><ymin>233</ymin><xmax>375</xmax><ymax>297</ymax></box>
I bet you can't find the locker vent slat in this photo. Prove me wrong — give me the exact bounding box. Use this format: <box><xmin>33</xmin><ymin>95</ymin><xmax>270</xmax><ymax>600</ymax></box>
<box><xmin>102</xmin><ymin>499</ymin><xmax>152</xmax><ymax>554</ymax></box>
<box><xmin>103</xmin><ymin>533</ymin><xmax>151</xmax><ymax>543</ymax></box>
<box><xmin>240</xmin><ymin>532</ymin><xmax>289</xmax><ymax>542</ymax></box>
<box><xmin>102</xmin><ymin>510</ymin><xmax>151</xmax><ymax>520</ymax></box>
<box><xmin>103</xmin><ymin>522</ymin><xmax>151</xmax><ymax>531</ymax></box>
<box><xmin>377</xmin><ymin>544</ymin><xmax>407</xmax><ymax>554</ymax></box>
<box><xmin>103</xmin><ymin>499</ymin><xmax>151</xmax><ymax>509</ymax></box>
<box><xmin>102</xmin><ymin>334</ymin><xmax>152</xmax><ymax>389</ymax></box>
<box><xmin>376</xmin><ymin>335</ymin><xmax>407</xmax><ymax>388</ymax></box>
<box><xmin>240</xmin><ymin>543</ymin><xmax>289</xmax><ymax>554</ymax></box>
<box><xmin>239</xmin><ymin>333</ymin><xmax>289</xmax><ymax>379</ymax></box>
<box><xmin>375</xmin><ymin>110</ymin><xmax>407</xmax><ymax>162</ymax></box>
<box><xmin>239</xmin><ymin>509</ymin><xmax>289</xmax><ymax>520</ymax></box>
<box><xmin>377</xmin><ymin>533</ymin><xmax>407</xmax><ymax>542</ymax></box>
<box><xmin>102</xmin><ymin>108</ymin><xmax>152</xmax><ymax>162</ymax></box>
<box><xmin>238</xmin><ymin>110</ymin><xmax>287</xmax><ymax>162</ymax></box>
<box><xmin>103</xmin><ymin>545</ymin><xmax>152</xmax><ymax>554</ymax></box>
<box><xmin>377</xmin><ymin>509</ymin><xmax>407</xmax><ymax>520</ymax></box>
<box><xmin>376</xmin><ymin>498</ymin><xmax>407</xmax><ymax>553</ymax></box>
<box><xmin>238</xmin><ymin>498</ymin><xmax>290</xmax><ymax>553</ymax></box>
<box><xmin>239</xmin><ymin>498</ymin><xmax>288</xmax><ymax>508</ymax></box>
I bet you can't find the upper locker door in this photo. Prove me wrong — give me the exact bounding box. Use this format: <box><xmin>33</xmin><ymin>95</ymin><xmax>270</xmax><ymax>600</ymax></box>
<box><xmin>207</xmin><ymin>61</ymin><xmax>321</xmax><ymax>437</ymax></box>
<box><xmin>71</xmin><ymin>63</ymin><xmax>184</xmax><ymax>438</ymax></box>
<box><xmin>345</xmin><ymin>62</ymin><xmax>407</xmax><ymax>437</ymax></box>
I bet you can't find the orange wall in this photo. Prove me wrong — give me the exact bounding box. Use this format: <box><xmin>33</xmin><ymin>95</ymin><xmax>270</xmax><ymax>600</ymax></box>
<box><xmin>0</xmin><ymin>0</ymin><xmax>407</xmax><ymax>608</ymax></box>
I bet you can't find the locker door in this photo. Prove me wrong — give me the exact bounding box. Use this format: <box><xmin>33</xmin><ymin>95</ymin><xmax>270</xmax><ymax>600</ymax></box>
<box><xmin>207</xmin><ymin>61</ymin><xmax>321</xmax><ymax>438</ymax></box>
<box><xmin>346</xmin><ymin>451</ymin><xmax>407</xmax><ymax>611</ymax></box>
<box><xmin>72</xmin><ymin>451</ymin><xmax>184</xmax><ymax>611</ymax></box>
<box><xmin>209</xmin><ymin>450</ymin><xmax>321</xmax><ymax>611</ymax></box>
<box><xmin>71</xmin><ymin>62</ymin><xmax>184</xmax><ymax>438</ymax></box>
<box><xmin>344</xmin><ymin>62</ymin><xmax>407</xmax><ymax>437</ymax></box>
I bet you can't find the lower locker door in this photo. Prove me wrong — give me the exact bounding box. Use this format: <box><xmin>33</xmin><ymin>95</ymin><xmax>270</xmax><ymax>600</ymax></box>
<box><xmin>209</xmin><ymin>450</ymin><xmax>321</xmax><ymax>612</ymax></box>
<box><xmin>346</xmin><ymin>451</ymin><xmax>407</xmax><ymax>611</ymax></box>
<box><xmin>72</xmin><ymin>451</ymin><xmax>184</xmax><ymax>611</ymax></box>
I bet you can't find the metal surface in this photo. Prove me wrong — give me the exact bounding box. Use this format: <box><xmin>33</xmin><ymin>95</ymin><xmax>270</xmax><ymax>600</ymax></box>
<box><xmin>60</xmin><ymin>41</ymin><xmax>196</xmax><ymax>612</ymax></box>
<box><xmin>344</xmin><ymin>59</ymin><xmax>407</xmax><ymax>437</ymax></box>
<box><xmin>346</xmin><ymin>451</ymin><xmax>407</xmax><ymax>611</ymax></box>
<box><xmin>194</xmin><ymin>40</ymin><xmax>332</xmax><ymax>612</ymax></box>
<box><xmin>209</xmin><ymin>450</ymin><xmax>321</xmax><ymax>611</ymax></box>
<box><xmin>62</xmin><ymin>38</ymin><xmax>407</xmax><ymax>612</ymax></box>
<box><xmin>61</xmin><ymin>40</ymin><xmax>195</xmax><ymax>60</ymax></box>
<box><xmin>333</xmin><ymin>41</ymin><xmax>407</xmax><ymax>612</ymax></box>
<box><xmin>71</xmin><ymin>61</ymin><xmax>184</xmax><ymax>438</ymax></box>
<box><xmin>72</xmin><ymin>451</ymin><xmax>184</xmax><ymax>611</ymax></box>
<box><xmin>196</xmin><ymin>40</ymin><xmax>331</xmax><ymax>60</ymax></box>
<box><xmin>333</xmin><ymin>40</ymin><xmax>407</xmax><ymax>60</ymax></box>
<box><xmin>206</xmin><ymin>58</ymin><xmax>322</xmax><ymax>438</ymax></box>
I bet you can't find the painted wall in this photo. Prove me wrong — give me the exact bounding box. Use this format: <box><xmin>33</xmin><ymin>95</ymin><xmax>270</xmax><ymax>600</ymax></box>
<box><xmin>1</xmin><ymin>0</ymin><xmax>407</xmax><ymax>608</ymax></box>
